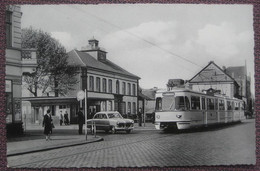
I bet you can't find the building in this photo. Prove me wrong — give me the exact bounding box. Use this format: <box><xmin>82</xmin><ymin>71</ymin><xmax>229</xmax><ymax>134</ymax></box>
<box><xmin>66</xmin><ymin>39</ymin><xmax>140</xmax><ymax>122</ymax></box>
<box><xmin>23</xmin><ymin>39</ymin><xmax>140</xmax><ymax>124</ymax></box>
<box><xmin>5</xmin><ymin>5</ymin><xmax>37</xmax><ymax>134</ymax></box>
<box><xmin>188</xmin><ymin>61</ymin><xmax>240</xmax><ymax>98</ymax></box>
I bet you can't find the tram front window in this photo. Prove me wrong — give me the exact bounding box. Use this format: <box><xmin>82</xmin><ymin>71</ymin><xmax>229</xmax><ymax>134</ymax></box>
<box><xmin>156</xmin><ymin>96</ymin><xmax>190</xmax><ymax>111</ymax></box>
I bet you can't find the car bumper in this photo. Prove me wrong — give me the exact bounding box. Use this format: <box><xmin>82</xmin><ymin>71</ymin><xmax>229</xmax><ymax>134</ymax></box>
<box><xmin>115</xmin><ymin>126</ymin><xmax>134</xmax><ymax>131</ymax></box>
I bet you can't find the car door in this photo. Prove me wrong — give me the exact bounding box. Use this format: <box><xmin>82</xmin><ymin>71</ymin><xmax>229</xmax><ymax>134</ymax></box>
<box><xmin>99</xmin><ymin>114</ymin><xmax>110</xmax><ymax>130</ymax></box>
<box><xmin>93</xmin><ymin>114</ymin><xmax>102</xmax><ymax>130</ymax></box>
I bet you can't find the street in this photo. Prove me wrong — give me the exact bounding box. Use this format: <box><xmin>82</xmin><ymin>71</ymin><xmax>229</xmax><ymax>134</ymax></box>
<box><xmin>7</xmin><ymin>119</ymin><xmax>255</xmax><ymax>168</ymax></box>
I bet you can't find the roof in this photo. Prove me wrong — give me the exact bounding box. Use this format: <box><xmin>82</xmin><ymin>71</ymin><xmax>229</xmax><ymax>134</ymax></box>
<box><xmin>67</xmin><ymin>50</ymin><xmax>140</xmax><ymax>79</ymax></box>
<box><xmin>189</xmin><ymin>61</ymin><xmax>237</xmax><ymax>84</ymax></box>
<box><xmin>225</xmin><ymin>66</ymin><xmax>246</xmax><ymax>79</ymax></box>
<box><xmin>142</xmin><ymin>89</ymin><xmax>156</xmax><ymax>100</ymax></box>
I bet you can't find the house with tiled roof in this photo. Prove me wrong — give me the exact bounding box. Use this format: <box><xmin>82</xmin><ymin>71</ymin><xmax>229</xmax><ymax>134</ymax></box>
<box><xmin>187</xmin><ymin>61</ymin><xmax>240</xmax><ymax>98</ymax></box>
<box><xmin>65</xmin><ymin>39</ymin><xmax>140</xmax><ymax>122</ymax></box>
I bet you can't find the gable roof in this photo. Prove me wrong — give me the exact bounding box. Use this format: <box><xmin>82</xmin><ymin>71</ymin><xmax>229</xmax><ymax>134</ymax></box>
<box><xmin>67</xmin><ymin>50</ymin><xmax>140</xmax><ymax>79</ymax></box>
<box><xmin>189</xmin><ymin>61</ymin><xmax>237</xmax><ymax>83</ymax></box>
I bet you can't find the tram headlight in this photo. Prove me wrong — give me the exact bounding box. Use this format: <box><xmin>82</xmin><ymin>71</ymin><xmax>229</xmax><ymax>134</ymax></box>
<box><xmin>176</xmin><ymin>114</ymin><xmax>182</xmax><ymax>118</ymax></box>
<box><xmin>156</xmin><ymin>115</ymin><xmax>160</xmax><ymax>119</ymax></box>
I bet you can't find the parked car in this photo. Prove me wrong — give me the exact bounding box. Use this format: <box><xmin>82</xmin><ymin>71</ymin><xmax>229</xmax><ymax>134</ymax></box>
<box><xmin>86</xmin><ymin>111</ymin><xmax>134</xmax><ymax>134</ymax></box>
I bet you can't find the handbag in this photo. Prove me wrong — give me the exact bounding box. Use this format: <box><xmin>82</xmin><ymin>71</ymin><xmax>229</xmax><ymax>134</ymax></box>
<box><xmin>51</xmin><ymin>123</ymin><xmax>55</xmax><ymax>128</ymax></box>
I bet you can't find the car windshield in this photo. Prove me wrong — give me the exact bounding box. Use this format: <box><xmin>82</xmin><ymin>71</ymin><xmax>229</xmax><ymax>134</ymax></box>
<box><xmin>107</xmin><ymin>113</ymin><xmax>122</xmax><ymax>119</ymax></box>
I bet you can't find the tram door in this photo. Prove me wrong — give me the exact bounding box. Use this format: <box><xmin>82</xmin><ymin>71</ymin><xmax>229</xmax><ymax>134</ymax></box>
<box><xmin>201</xmin><ymin>97</ymin><xmax>207</xmax><ymax>125</ymax></box>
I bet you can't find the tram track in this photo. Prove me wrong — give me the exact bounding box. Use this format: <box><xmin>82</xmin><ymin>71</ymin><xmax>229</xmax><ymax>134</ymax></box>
<box><xmin>8</xmin><ymin>131</ymin><xmax>173</xmax><ymax>167</ymax></box>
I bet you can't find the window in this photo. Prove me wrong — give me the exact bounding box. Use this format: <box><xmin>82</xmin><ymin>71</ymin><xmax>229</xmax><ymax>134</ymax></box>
<box><xmin>96</xmin><ymin>77</ymin><xmax>100</xmax><ymax>92</ymax></box>
<box><xmin>116</xmin><ymin>80</ymin><xmax>120</xmax><ymax>94</ymax></box>
<box><xmin>191</xmin><ymin>96</ymin><xmax>200</xmax><ymax>110</ymax></box>
<box><xmin>175</xmin><ymin>96</ymin><xmax>190</xmax><ymax>111</ymax></box>
<box><xmin>215</xmin><ymin>99</ymin><xmax>218</xmax><ymax>110</ymax></box>
<box><xmin>133</xmin><ymin>102</ymin><xmax>136</xmax><ymax>114</ymax></box>
<box><xmin>227</xmin><ymin>101</ymin><xmax>233</xmax><ymax>110</ymax></box>
<box><xmin>234</xmin><ymin>102</ymin><xmax>239</xmax><ymax>110</ymax></box>
<box><xmin>101</xmin><ymin>101</ymin><xmax>106</xmax><ymax>111</ymax></box>
<box><xmin>201</xmin><ymin>97</ymin><xmax>206</xmax><ymax>110</ymax></box>
<box><xmin>219</xmin><ymin>100</ymin><xmax>225</xmax><ymax>110</ymax></box>
<box><xmin>6</xmin><ymin>11</ymin><xmax>12</xmax><ymax>47</ymax></box>
<box><xmin>102</xmin><ymin>78</ymin><xmax>107</xmax><ymax>93</ymax></box>
<box><xmin>127</xmin><ymin>83</ymin><xmax>131</xmax><ymax>95</ymax></box>
<box><xmin>89</xmin><ymin>76</ymin><xmax>94</xmax><ymax>91</ymax></box>
<box><xmin>128</xmin><ymin>102</ymin><xmax>131</xmax><ymax>114</ymax></box>
<box><xmin>133</xmin><ymin>84</ymin><xmax>136</xmax><ymax>96</ymax></box>
<box><xmin>207</xmin><ymin>98</ymin><xmax>215</xmax><ymax>110</ymax></box>
<box><xmin>122</xmin><ymin>82</ymin><xmax>126</xmax><ymax>95</ymax></box>
<box><xmin>108</xmin><ymin>101</ymin><xmax>112</xmax><ymax>111</ymax></box>
<box><xmin>108</xmin><ymin>79</ymin><xmax>112</xmax><ymax>93</ymax></box>
<box><xmin>155</xmin><ymin>98</ymin><xmax>162</xmax><ymax>111</ymax></box>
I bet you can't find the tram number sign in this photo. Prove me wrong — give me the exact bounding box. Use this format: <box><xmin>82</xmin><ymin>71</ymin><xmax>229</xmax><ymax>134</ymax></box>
<box><xmin>77</xmin><ymin>90</ymin><xmax>85</xmax><ymax>101</ymax></box>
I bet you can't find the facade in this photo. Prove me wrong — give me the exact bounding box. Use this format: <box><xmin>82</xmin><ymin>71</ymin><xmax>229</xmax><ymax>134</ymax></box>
<box><xmin>65</xmin><ymin>39</ymin><xmax>140</xmax><ymax>123</ymax></box>
<box><xmin>5</xmin><ymin>5</ymin><xmax>37</xmax><ymax>134</ymax></box>
<box><xmin>188</xmin><ymin>61</ymin><xmax>239</xmax><ymax>98</ymax></box>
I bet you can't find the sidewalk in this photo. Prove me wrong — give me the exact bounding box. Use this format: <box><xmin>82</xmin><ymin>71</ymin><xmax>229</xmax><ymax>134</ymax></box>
<box><xmin>7</xmin><ymin>122</ymin><xmax>156</xmax><ymax>157</ymax></box>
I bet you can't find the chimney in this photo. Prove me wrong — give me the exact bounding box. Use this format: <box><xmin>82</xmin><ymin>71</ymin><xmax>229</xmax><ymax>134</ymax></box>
<box><xmin>81</xmin><ymin>38</ymin><xmax>107</xmax><ymax>62</ymax></box>
<box><xmin>88</xmin><ymin>38</ymin><xmax>99</xmax><ymax>50</ymax></box>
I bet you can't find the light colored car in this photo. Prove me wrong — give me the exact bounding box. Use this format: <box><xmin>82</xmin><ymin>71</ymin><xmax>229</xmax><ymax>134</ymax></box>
<box><xmin>86</xmin><ymin>111</ymin><xmax>134</xmax><ymax>134</ymax></box>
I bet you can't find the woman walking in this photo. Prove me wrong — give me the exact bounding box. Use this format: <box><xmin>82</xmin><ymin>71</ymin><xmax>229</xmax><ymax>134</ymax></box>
<box><xmin>43</xmin><ymin>109</ymin><xmax>52</xmax><ymax>141</ymax></box>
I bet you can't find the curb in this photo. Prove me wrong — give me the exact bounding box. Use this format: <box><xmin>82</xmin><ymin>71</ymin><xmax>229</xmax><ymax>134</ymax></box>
<box><xmin>7</xmin><ymin>136</ymin><xmax>104</xmax><ymax>157</ymax></box>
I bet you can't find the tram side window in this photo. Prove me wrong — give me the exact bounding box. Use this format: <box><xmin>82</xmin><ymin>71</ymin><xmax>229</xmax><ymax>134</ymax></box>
<box><xmin>191</xmin><ymin>96</ymin><xmax>200</xmax><ymax>110</ymax></box>
<box><xmin>227</xmin><ymin>101</ymin><xmax>233</xmax><ymax>110</ymax></box>
<box><xmin>175</xmin><ymin>96</ymin><xmax>190</xmax><ymax>111</ymax></box>
<box><xmin>219</xmin><ymin>100</ymin><xmax>225</xmax><ymax>110</ymax></box>
<box><xmin>215</xmin><ymin>99</ymin><xmax>218</xmax><ymax>110</ymax></box>
<box><xmin>155</xmin><ymin>98</ymin><xmax>162</xmax><ymax>111</ymax></box>
<box><xmin>234</xmin><ymin>102</ymin><xmax>239</xmax><ymax>110</ymax></box>
<box><xmin>207</xmin><ymin>98</ymin><xmax>214</xmax><ymax>110</ymax></box>
<box><xmin>202</xmin><ymin>97</ymin><xmax>206</xmax><ymax>110</ymax></box>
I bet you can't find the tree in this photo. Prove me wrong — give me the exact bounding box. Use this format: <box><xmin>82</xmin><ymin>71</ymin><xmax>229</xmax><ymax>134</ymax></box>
<box><xmin>22</xmin><ymin>27</ymin><xmax>78</xmax><ymax>97</ymax></box>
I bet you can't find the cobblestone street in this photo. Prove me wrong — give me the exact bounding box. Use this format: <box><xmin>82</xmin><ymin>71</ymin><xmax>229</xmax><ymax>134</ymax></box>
<box><xmin>7</xmin><ymin>119</ymin><xmax>255</xmax><ymax>168</ymax></box>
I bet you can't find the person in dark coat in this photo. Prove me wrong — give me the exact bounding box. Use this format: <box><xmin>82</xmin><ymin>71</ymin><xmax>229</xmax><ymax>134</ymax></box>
<box><xmin>64</xmin><ymin>111</ymin><xmax>70</xmax><ymax>125</ymax></box>
<box><xmin>77</xmin><ymin>108</ymin><xmax>84</xmax><ymax>135</ymax></box>
<box><xmin>43</xmin><ymin>109</ymin><xmax>52</xmax><ymax>141</ymax></box>
<box><xmin>138</xmin><ymin>108</ymin><xmax>142</xmax><ymax>127</ymax></box>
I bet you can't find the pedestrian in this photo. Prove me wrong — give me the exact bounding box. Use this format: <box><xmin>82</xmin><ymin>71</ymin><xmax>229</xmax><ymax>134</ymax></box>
<box><xmin>59</xmin><ymin>111</ymin><xmax>63</xmax><ymax>126</ymax></box>
<box><xmin>77</xmin><ymin>108</ymin><xmax>84</xmax><ymax>135</ymax></box>
<box><xmin>64</xmin><ymin>111</ymin><xmax>70</xmax><ymax>125</ymax></box>
<box><xmin>138</xmin><ymin>108</ymin><xmax>142</xmax><ymax>126</ymax></box>
<box><xmin>42</xmin><ymin>109</ymin><xmax>52</xmax><ymax>141</ymax></box>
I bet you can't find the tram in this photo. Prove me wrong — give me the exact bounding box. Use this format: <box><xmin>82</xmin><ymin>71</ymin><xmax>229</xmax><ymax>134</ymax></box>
<box><xmin>154</xmin><ymin>88</ymin><xmax>245</xmax><ymax>130</ymax></box>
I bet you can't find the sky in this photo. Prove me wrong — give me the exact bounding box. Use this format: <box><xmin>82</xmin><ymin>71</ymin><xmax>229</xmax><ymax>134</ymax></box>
<box><xmin>21</xmin><ymin>4</ymin><xmax>255</xmax><ymax>95</ymax></box>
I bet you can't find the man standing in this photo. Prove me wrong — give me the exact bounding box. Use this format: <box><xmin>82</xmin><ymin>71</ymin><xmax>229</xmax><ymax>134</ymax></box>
<box><xmin>77</xmin><ymin>108</ymin><xmax>84</xmax><ymax>135</ymax></box>
<box><xmin>43</xmin><ymin>109</ymin><xmax>52</xmax><ymax>141</ymax></box>
<box><xmin>138</xmin><ymin>108</ymin><xmax>142</xmax><ymax>127</ymax></box>
<box><xmin>59</xmin><ymin>111</ymin><xmax>63</xmax><ymax>126</ymax></box>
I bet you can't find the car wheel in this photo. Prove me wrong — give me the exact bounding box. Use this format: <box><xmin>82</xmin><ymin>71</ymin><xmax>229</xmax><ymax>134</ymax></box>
<box><xmin>111</xmin><ymin>126</ymin><xmax>116</xmax><ymax>134</ymax></box>
<box><xmin>126</xmin><ymin>130</ymin><xmax>131</xmax><ymax>134</ymax></box>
